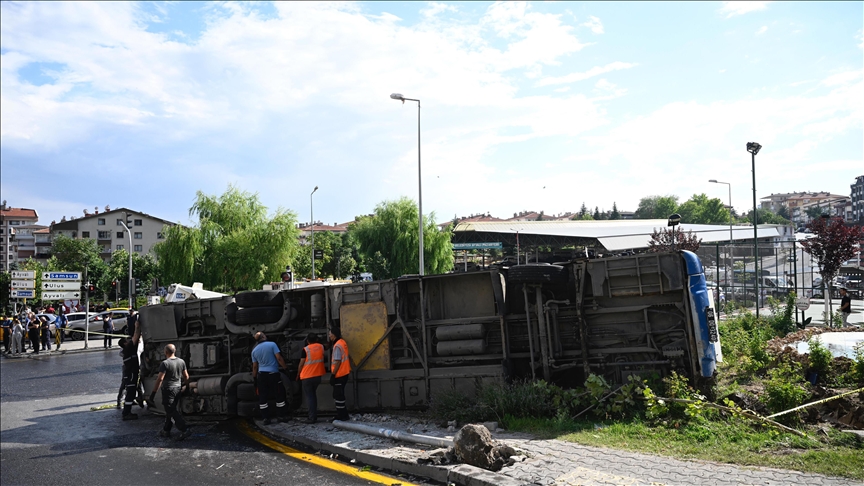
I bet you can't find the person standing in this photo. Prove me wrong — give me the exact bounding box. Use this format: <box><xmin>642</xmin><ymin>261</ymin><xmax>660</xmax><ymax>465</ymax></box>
<box><xmin>11</xmin><ymin>319</ymin><xmax>24</xmax><ymax>355</ymax></box>
<box><xmin>296</xmin><ymin>333</ymin><xmax>325</xmax><ymax>424</ymax></box>
<box><xmin>27</xmin><ymin>314</ymin><xmax>40</xmax><ymax>354</ymax></box>
<box><xmin>148</xmin><ymin>344</ymin><xmax>192</xmax><ymax>440</ymax></box>
<box><xmin>39</xmin><ymin>316</ymin><xmax>51</xmax><ymax>351</ymax></box>
<box><xmin>2</xmin><ymin>317</ymin><xmax>10</xmax><ymax>354</ymax></box>
<box><xmin>103</xmin><ymin>313</ymin><xmax>114</xmax><ymax>348</ymax></box>
<box><xmin>251</xmin><ymin>332</ymin><xmax>290</xmax><ymax>425</ymax></box>
<box><xmin>55</xmin><ymin>311</ymin><xmax>67</xmax><ymax>350</ymax></box>
<box><xmin>120</xmin><ymin>318</ymin><xmax>142</xmax><ymax>420</ymax></box>
<box><xmin>839</xmin><ymin>287</ymin><xmax>852</xmax><ymax>327</ymax></box>
<box><xmin>328</xmin><ymin>328</ymin><xmax>351</xmax><ymax>421</ymax></box>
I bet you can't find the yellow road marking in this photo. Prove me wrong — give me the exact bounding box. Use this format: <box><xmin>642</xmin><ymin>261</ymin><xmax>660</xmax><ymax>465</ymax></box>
<box><xmin>238</xmin><ymin>421</ymin><xmax>417</xmax><ymax>486</ymax></box>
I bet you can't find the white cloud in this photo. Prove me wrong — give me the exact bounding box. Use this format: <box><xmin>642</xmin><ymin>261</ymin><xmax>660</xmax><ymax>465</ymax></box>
<box><xmin>857</xmin><ymin>29</ymin><xmax>863</xmax><ymax>49</ymax></box>
<box><xmin>535</xmin><ymin>61</ymin><xmax>637</xmax><ymax>87</ymax></box>
<box><xmin>719</xmin><ymin>1</ymin><xmax>771</xmax><ymax>18</ymax></box>
<box><xmin>581</xmin><ymin>15</ymin><xmax>604</xmax><ymax>34</ymax></box>
<box><xmin>421</xmin><ymin>2</ymin><xmax>457</xmax><ymax>18</ymax></box>
<box><xmin>756</xmin><ymin>26</ymin><xmax>767</xmax><ymax>35</ymax></box>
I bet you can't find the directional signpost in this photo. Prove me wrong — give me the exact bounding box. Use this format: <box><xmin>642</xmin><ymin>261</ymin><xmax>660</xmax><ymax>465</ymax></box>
<box><xmin>8</xmin><ymin>271</ymin><xmax>36</xmax><ymax>311</ymax></box>
<box><xmin>42</xmin><ymin>270</ymin><xmax>86</xmax><ymax>347</ymax></box>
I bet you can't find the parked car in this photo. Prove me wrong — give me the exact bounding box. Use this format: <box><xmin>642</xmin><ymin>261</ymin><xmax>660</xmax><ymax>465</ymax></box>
<box><xmin>63</xmin><ymin>312</ymin><xmax>103</xmax><ymax>340</ymax></box>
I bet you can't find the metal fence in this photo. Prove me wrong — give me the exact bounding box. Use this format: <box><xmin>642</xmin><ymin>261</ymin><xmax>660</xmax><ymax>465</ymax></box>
<box><xmin>693</xmin><ymin>240</ymin><xmax>832</xmax><ymax>318</ymax></box>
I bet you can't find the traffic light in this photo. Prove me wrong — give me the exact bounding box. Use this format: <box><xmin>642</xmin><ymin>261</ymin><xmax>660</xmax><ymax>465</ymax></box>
<box><xmin>134</xmin><ymin>278</ymin><xmax>142</xmax><ymax>293</ymax></box>
<box><xmin>111</xmin><ymin>280</ymin><xmax>117</xmax><ymax>289</ymax></box>
<box><xmin>87</xmin><ymin>282</ymin><xmax>96</xmax><ymax>295</ymax></box>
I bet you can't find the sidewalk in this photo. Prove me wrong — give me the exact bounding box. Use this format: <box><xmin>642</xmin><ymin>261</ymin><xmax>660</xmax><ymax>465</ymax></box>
<box><xmin>252</xmin><ymin>414</ymin><xmax>862</xmax><ymax>486</ymax></box>
<box><xmin>1</xmin><ymin>335</ymin><xmax>119</xmax><ymax>359</ymax></box>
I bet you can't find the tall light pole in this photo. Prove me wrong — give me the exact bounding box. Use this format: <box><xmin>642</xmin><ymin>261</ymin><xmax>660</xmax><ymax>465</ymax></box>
<box><xmin>510</xmin><ymin>228</ymin><xmax>520</xmax><ymax>265</ymax></box>
<box><xmin>667</xmin><ymin>213</ymin><xmax>681</xmax><ymax>251</ymax></box>
<box><xmin>747</xmin><ymin>142</ymin><xmax>762</xmax><ymax>316</ymax></box>
<box><xmin>390</xmin><ymin>93</ymin><xmax>424</xmax><ymax>275</ymax></box>
<box><xmin>310</xmin><ymin>186</ymin><xmax>318</xmax><ymax>280</ymax></box>
<box><xmin>119</xmin><ymin>212</ymin><xmax>134</xmax><ymax>309</ymax></box>
<box><xmin>709</xmin><ymin>179</ymin><xmax>733</xmax><ymax>301</ymax></box>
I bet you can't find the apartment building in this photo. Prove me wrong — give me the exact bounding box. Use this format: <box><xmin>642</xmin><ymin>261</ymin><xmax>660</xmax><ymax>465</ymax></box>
<box><xmin>0</xmin><ymin>202</ymin><xmax>40</xmax><ymax>271</ymax></box>
<box><xmin>50</xmin><ymin>207</ymin><xmax>175</xmax><ymax>262</ymax></box>
<box><xmin>852</xmin><ymin>175</ymin><xmax>864</xmax><ymax>224</ymax></box>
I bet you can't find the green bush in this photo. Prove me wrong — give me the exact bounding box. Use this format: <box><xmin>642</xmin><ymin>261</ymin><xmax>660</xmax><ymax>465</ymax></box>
<box><xmin>718</xmin><ymin>313</ymin><xmax>776</xmax><ymax>376</ymax></box>
<box><xmin>807</xmin><ymin>337</ymin><xmax>833</xmax><ymax>376</ymax></box>
<box><xmin>763</xmin><ymin>362</ymin><xmax>810</xmax><ymax>421</ymax></box>
<box><xmin>854</xmin><ymin>343</ymin><xmax>864</xmax><ymax>385</ymax></box>
<box><xmin>429</xmin><ymin>389</ymin><xmax>491</xmax><ymax>424</ymax></box>
<box><xmin>768</xmin><ymin>292</ymin><xmax>797</xmax><ymax>336</ymax></box>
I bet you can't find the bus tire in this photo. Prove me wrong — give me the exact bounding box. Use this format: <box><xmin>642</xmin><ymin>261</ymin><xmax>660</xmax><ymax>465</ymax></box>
<box><xmin>237</xmin><ymin>383</ymin><xmax>257</xmax><ymax>401</ymax></box>
<box><xmin>235</xmin><ymin>291</ymin><xmax>283</xmax><ymax>308</ymax></box>
<box><xmin>236</xmin><ymin>400</ymin><xmax>259</xmax><ymax>418</ymax></box>
<box><xmin>236</xmin><ymin>306</ymin><xmax>284</xmax><ymax>325</ymax></box>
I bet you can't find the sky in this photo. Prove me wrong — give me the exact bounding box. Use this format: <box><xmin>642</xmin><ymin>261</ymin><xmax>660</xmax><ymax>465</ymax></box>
<box><xmin>1</xmin><ymin>1</ymin><xmax>862</xmax><ymax>228</ymax></box>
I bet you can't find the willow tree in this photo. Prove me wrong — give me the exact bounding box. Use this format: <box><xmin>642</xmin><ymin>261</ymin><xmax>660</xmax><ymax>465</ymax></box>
<box><xmin>350</xmin><ymin>197</ymin><xmax>453</xmax><ymax>279</ymax></box>
<box><xmin>154</xmin><ymin>186</ymin><xmax>300</xmax><ymax>292</ymax></box>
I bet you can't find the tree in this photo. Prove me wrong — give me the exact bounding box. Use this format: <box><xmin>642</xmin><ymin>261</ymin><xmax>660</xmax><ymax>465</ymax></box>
<box><xmin>46</xmin><ymin>234</ymin><xmax>108</xmax><ymax>293</ymax></box>
<box><xmin>349</xmin><ymin>197</ymin><xmax>453</xmax><ymax>279</ymax></box>
<box><xmin>610</xmin><ymin>202</ymin><xmax>621</xmax><ymax>220</ymax></box>
<box><xmin>153</xmin><ymin>185</ymin><xmax>301</xmax><ymax>292</ymax></box>
<box><xmin>675</xmin><ymin>193</ymin><xmax>730</xmax><ymax>224</ymax></box>
<box><xmin>579</xmin><ymin>202</ymin><xmax>588</xmax><ymax>218</ymax></box>
<box><xmin>101</xmin><ymin>250</ymin><xmax>160</xmax><ymax>301</ymax></box>
<box><xmin>777</xmin><ymin>205</ymin><xmax>790</xmax><ymax>220</ymax></box>
<box><xmin>635</xmin><ymin>195</ymin><xmax>679</xmax><ymax>219</ymax></box>
<box><xmin>799</xmin><ymin>216</ymin><xmax>864</xmax><ymax>325</ymax></box>
<box><xmin>647</xmin><ymin>227</ymin><xmax>702</xmax><ymax>253</ymax></box>
<box><xmin>805</xmin><ymin>205</ymin><xmax>827</xmax><ymax>221</ymax></box>
<box><xmin>593</xmin><ymin>206</ymin><xmax>601</xmax><ymax>220</ymax></box>
<box><xmin>743</xmin><ymin>208</ymin><xmax>789</xmax><ymax>225</ymax></box>
<box><xmin>292</xmin><ymin>230</ymin><xmax>358</xmax><ymax>280</ymax></box>
<box><xmin>536</xmin><ymin>211</ymin><xmax>544</xmax><ymax>221</ymax></box>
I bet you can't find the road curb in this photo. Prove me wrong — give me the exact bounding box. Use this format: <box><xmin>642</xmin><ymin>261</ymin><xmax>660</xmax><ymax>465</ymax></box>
<box><xmin>253</xmin><ymin>420</ymin><xmax>528</xmax><ymax>486</ymax></box>
<box><xmin>1</xmin><ymin>345</ymin><xmax>113</xmax><ymax>359</ymax></box>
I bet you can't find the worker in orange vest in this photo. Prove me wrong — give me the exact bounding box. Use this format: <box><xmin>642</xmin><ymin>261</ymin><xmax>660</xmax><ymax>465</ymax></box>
<box><xmin>328</xmin><ymin>327</ymin><xmax>351</xmax><ymax>421</ymax></box>
<box><xmin>296</xmin><ymin>333</ymin><xmax>325</xmax><ymax>424</ymax></box>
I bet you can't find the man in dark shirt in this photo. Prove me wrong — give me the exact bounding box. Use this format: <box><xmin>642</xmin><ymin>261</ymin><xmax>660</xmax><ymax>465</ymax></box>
<box><xmin>148</xmin><ymin>344</ymin><xmax>191</xmax><ymax>440</ymax></box>
<box><xmin>121</xmin><ymin>318</ymin><xmax>142</xmax><ymax>420</ymax></box>
<box><xmin>839</xmin><ymin>287</ymin><xmax>852</xmax><ymax>327</ymax></box>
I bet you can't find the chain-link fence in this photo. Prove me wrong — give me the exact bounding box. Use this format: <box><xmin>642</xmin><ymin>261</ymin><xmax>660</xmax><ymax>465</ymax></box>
<box><xmin>693</xmin><ymin>240</ymin><xmax>830</xmax><ymax>318</ymax></box>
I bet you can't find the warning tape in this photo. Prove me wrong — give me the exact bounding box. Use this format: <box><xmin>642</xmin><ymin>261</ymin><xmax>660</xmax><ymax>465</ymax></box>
<box><xmin>766</xmin><ymin>387</ymin><xmax>864</xmax><ymax>419</ymax></box>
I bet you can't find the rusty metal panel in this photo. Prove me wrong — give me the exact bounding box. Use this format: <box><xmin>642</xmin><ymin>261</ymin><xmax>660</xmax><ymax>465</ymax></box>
<box><xmin>340</xmin><ymin>301</ymin><xmax>391</xmax><ymax>371</ymax></box>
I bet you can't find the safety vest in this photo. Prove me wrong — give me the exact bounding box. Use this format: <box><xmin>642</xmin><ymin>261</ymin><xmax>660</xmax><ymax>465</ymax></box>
<box><xmin>300</xmin><ymin>343</ymin><xmax>325</xmax><ymax>380</ymax></box>
<box><xmin>332</xmin><ymin>339</ymin><xmax>351</xmax><ymax>378</ymax></box>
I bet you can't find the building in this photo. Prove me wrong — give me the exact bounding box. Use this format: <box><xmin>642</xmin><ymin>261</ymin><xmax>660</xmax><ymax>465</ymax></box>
<box><xmin>852</xmin><ymin>175</ymin><xmax>864</xmax><ymax>224</ymax></box>
<box><xmin>297</xmin><ymin>221</ymin><xmax>350</xmax><ymax>246</ymax></box>
<box><xmin>50</xmin><ymin>207</ymin><xmax>176</xmax><ymax>261</ymax></box>
<box><xmin>790</xmin><ymin>195</ymin><xmax>851</xmax><ymax>226</ymax></box>
<box><xmin>0</xmin><ymin>202</ymin><xmax>40</xmax><ymax>271</ymax></box>
<box><xmin>759</xmin><ymin>193</ymin><xmax>797</xmax><ymax>213</ymax></box>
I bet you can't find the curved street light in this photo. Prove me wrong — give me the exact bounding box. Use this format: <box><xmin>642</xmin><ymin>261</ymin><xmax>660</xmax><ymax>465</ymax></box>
<box><xmin>390</xmin><ymin>93</ymin><xmax>423</xmax><ymax>275</ymax></box>
<box><xmin>747</xmin><ymin>142</ymin><xmax>762</xmax><ymax>316</ymax></box>
<box><xmin>310</xmin><ymin>186</ymin><xmax>318</xmax><ymax>280</ymax></box>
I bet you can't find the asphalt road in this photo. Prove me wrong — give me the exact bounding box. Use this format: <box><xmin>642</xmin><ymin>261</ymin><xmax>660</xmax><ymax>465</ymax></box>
<box><xmin>0</xmin><ymin>351</ymin><xmax>390</xmax><ymax>486</ymax></box>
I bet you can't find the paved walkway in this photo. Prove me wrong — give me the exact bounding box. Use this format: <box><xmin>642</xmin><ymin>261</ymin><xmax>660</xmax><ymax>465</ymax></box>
<box><xmin>501</xmin><ymin>437</ymin><xmax>861</xmax><ymax>486</ymax></box>
<box><xmin>258</xmin><ymin>417</ymin><xmax>863</xmax><ymax>486</ymax></box>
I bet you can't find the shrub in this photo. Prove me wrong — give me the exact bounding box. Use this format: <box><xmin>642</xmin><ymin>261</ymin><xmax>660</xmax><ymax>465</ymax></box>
<box><xmin>768</xmin><ymin>292</ymin><xmax>797</xmax><ymax>336</ymax></box>
<box><xmin>807</xmin><ymin>337</ymin><xmax>832</xmax><ymax>376</ymax></box>
<box><xmin>855</xmin><ymin>343</ymin><xmax>864</xmax><ymax>385</ymax></box>
<box><xmin>429</xmin><ymin>389</ymin><xmax>491</xmax><ymax>424</ymax></box>
<box><xmin>763</xmin><ymin>362</ymin><xmax>810</xmax><ymax>421</ymax></box>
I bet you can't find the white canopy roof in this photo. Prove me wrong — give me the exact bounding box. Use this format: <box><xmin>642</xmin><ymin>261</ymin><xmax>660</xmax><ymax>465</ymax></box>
<box><xmin>452</xmin><ymin>220</ymin><xmax>785</xmax><ymax>252</ymax></box>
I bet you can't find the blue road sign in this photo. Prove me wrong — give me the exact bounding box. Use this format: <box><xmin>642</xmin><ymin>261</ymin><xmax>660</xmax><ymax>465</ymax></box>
<box><xmin>42</xmin><ymin>272</ymin><xmax>82</xmax><ymax>281</ymax></box>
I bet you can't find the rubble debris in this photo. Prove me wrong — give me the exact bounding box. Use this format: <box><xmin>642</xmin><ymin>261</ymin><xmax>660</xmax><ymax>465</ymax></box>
<box><xmin>452</xmin><ymin>423</ymin><xmax>520</xmax><ymax>471</ymax></box>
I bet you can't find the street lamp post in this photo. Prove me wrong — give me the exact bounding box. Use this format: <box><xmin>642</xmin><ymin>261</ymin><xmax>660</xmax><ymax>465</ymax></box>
<box><xmin>390</xmin><ymin>93</ymin><xmax>424</xmax><ymax>275</ymax></box>
<box><xmin>119</xmin><ymin>212</ymin><xmax>134</xmax><ymax>309</ymax></box>
<box><xmin>310</xmin><ymin>186</ymin><xmax>318</xmax><ymax>280</ymax></box>
<box><xmin>667</xmin><ymin>214</ymin><xmax>681</xmax><ymax>251</ymax></box>
<box><xmin>710</xmin><ymin>179</ymin><xmax>734</xmax><ymax>299</ymax></box>
<box><xmin>747</xmin><ymin>142</ymin><xmax>762</xmax><ymax>317</ymax></box>
<box><xmin>510</xmin><ymin>228</ymin><xmax>520</xmax><ymax>265</ymax></box>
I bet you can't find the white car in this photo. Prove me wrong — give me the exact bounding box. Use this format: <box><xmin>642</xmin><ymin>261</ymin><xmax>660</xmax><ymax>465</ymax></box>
<box><xmin>63</xmin><ymin>312</ymin><xmax>103</xmax><ymax>340</ymax></box>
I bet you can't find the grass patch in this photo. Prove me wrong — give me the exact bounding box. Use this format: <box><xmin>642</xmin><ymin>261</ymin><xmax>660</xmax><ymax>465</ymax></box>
<box><xmin>504</xmin><ymin>417</ymin><xmax>864</xmax><ymax>480</ymax></box>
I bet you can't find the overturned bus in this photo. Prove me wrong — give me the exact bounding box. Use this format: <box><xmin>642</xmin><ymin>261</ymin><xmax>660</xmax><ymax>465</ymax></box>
<box><xmin>139</xmin><ymin>250</ymin><xmax>721</xmax><ymax>417</ymax></box>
